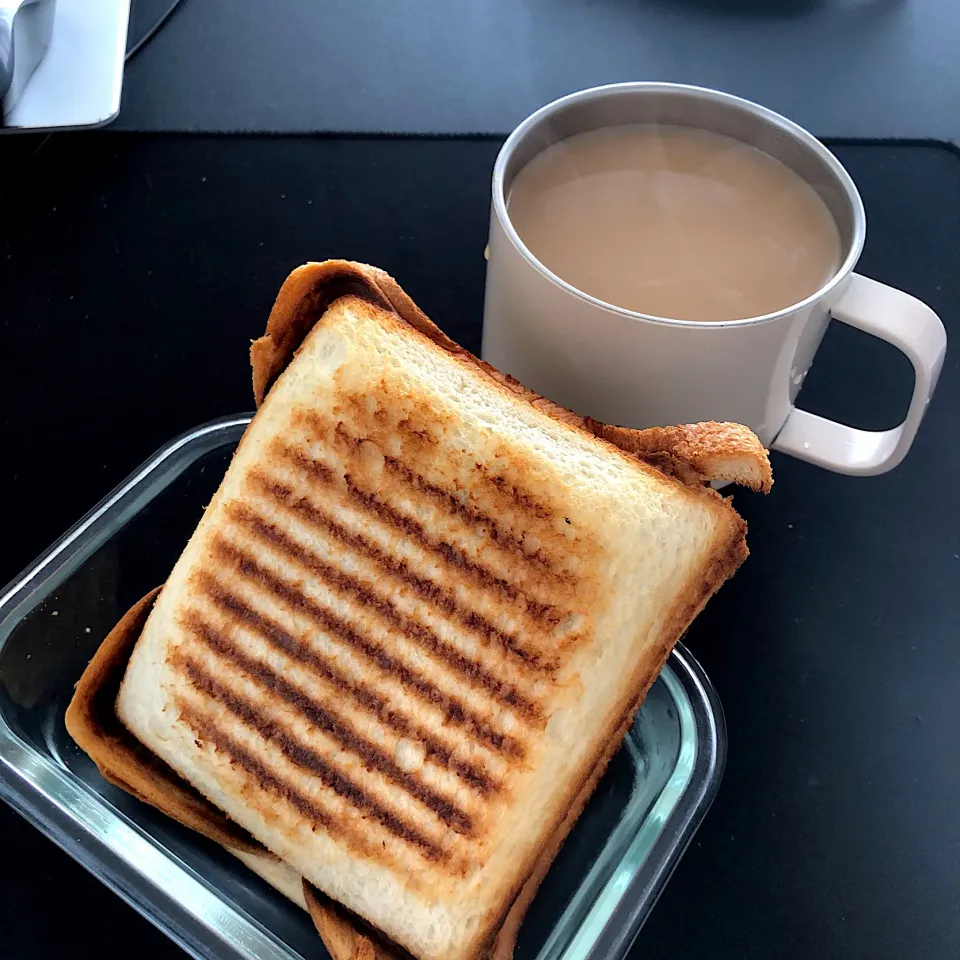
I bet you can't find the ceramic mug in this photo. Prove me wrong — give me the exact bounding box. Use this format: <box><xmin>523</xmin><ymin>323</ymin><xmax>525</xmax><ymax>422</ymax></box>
<box><xmin>481</xmin><ymin>83</ymin><xmax>947</xmax><ymax>476</ymax></box>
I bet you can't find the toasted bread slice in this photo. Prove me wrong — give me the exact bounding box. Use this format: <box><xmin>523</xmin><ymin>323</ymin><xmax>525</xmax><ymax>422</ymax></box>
<box><xmin>113</xmin><ymin>263</ymin><xmax>765</xmax><ymax>960</ymax></box>
<box><xmin>67</xmin><ymin>263</ymin><xmax>768</xmax><ymax>960</ymax></box>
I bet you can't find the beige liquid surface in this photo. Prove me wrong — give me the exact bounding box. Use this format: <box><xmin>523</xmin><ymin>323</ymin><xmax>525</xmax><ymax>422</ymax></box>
<box><xmin>507</xmin><ymin>124</ymin><xmax>843</xmax><ymax>322</ymax></box>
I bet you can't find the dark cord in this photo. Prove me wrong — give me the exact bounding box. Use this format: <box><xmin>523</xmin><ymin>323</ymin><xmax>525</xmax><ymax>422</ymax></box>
<box><xmin>125</xmin><ymin>0</ymin><xmax>188</xmax><ymax>62</ymax></box>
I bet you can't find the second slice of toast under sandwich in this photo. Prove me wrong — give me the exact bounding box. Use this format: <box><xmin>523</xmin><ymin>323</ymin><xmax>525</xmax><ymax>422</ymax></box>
<box><xmin>117</xmin><ymin>271</ymin><xmax>756</xmax><ymax>960</ymax></box>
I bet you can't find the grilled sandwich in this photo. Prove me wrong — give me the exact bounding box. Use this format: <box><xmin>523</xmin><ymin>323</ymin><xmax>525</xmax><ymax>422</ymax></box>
<box><xmin>74</xmin><ymin>261</ymin><xmax>769</xmax><ymax>960</ymax></box>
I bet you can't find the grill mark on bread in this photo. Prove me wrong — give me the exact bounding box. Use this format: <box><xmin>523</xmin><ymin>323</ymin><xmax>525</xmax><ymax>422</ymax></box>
<box><xmin>191</xmin><ymin>573</ymin><xmax>498</xmax><ymax>796</ymax></box>
<box><xmin>383</xmin><ymin>456</ymin><xmax>577</xmax><ymax>583</ymax></box>
<box><xmin>172</xmin><ymin>653</ymin><xmax>450</xmax><ymax>862</ymax></box>
<box><xmin>208</xmin><ymin>537</ymin><xmax>530</xmax><ymax>757</ymax></box>
<box><xmin>296</xmin><ymin>410</ymin><xmax>574</xmax><ymax>583</ymax></box>
<box><xmin>173</xmin><ymin>699</ymin><xmax>379</xmax><ymax>859</ymax></box>
<box><xmin>395</xmin><ymin>416</ymin><xmax>439</xmax><ymax>449</ymax></box>
<box><xmin>378</xmin><ymin>416</ymin><xmax>554</xmax><ymax>521</ymax></box>
<box><xmin>273</xmin><ymin>443</ymin><xmax>564</xmax><ymax>626</ymax></box>
<box><xmin>220</xmin><ymin>506</ymin><xmax>549</xmax><ymax>712</ymax></box>
<box><xmin>177</xmin><ymin>610</ymin><xmax>476</xmax><ymax>834</ymax></box>
<box><xmin>246</xmin><ymin>472</ymin><xmax>558</xmax><ymax>670</ymax></box>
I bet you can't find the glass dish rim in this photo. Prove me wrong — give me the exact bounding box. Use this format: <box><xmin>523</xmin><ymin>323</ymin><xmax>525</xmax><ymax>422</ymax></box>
<box><xmin>0</xmin><ymin>415</ymin><xmax>726</xmax><ymax>960</ymax></box>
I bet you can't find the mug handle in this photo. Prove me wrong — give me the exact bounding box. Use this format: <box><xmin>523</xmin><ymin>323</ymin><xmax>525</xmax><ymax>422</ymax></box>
<box><xmin>772</xmin><ymin>273</ymin><xmax>947</xmax><ymax>475</ymax></box>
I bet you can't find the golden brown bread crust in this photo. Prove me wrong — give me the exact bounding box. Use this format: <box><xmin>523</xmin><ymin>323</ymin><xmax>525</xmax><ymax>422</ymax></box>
<box><xmin>64</xmin><ymin>589</ymin><xmax>272</xmax><ymax>859</ymax></box>
<box><xmin>590</xmin><ymin>421</ymin><xmax>773</xmax><ymax>493</ymax></box>
<box><xmin>250</xmin><ymin>261</ymin><xmax>771</xmax><ymax>496</ymax></box>
<box><xmin>304</xmin><ymin>883</ymin><xmax>413</xmax><ymax>960</ymax></box>
<box><xmin>251</xmin><ymin>261</ymin><xmax>454</xmax><ymax>407</ymax></box>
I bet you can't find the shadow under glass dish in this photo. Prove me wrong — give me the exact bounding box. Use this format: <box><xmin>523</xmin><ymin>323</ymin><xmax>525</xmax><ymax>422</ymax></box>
<box><xmin>0</xmin><ymin>416</ymin><xmax>725</xmax><ymax>960</ymax></box>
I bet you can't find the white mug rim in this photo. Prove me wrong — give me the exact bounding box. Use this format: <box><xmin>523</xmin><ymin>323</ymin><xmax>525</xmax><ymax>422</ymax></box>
<box><xmin>493</xmin><ymin>82</ymin><xmax>868</xmax><ymax>329</ymax></box>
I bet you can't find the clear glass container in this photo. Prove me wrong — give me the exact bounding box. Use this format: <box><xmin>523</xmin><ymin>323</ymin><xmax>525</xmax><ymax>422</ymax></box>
<box><xmin>0</xmin><ymin>416</ymin><xmax>726</xmax><ymax>960</ymax></box>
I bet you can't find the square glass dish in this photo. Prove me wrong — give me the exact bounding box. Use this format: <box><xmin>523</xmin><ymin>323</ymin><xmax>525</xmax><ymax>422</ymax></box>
<box><xmin>0</xmin><ymin>416</ymin><xmax>726</xmax><ymax>960</ymax></box>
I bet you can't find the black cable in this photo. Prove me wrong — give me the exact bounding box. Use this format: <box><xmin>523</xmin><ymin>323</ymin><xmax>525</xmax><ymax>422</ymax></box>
<box><xmin>125</xmin><ymin>0</ymin><xmax>188</xmax><ymax>62</ymax></box>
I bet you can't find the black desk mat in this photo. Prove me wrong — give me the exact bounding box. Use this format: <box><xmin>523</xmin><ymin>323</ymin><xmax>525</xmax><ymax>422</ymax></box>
<box><xmin>0</xmin><ymin>134</ymin><xmax>958</xmax><ymax>960</ymax></box>
<box><xmin>113</xmin><ymin>0</ymin><xmax>960</xmax><ymax>145</ymax></box>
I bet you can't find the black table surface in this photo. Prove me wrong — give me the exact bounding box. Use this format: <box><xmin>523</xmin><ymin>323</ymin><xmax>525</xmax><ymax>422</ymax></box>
<box><xmin>1</xmin><ymin>133</ymin><xmax>958</xmax><ymax>960</ymax></box>
<box><xmin>117</xmin><ymin>0</ymin><xmax>960</xmax><ymax>144</ymax></box>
